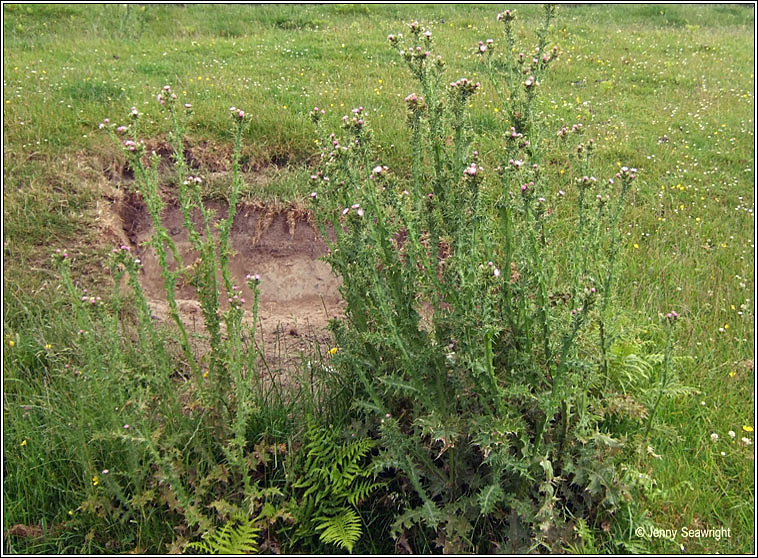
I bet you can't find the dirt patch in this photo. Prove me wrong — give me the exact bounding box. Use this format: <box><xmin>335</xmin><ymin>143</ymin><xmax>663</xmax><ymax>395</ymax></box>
<box><xmin>7</xmin><ymin>524</ymin><xmax>45</xmax><ymax>539</ymax></box>
<box><xmin>117</xmin><ymin>193</ymin><xmax>344</xmax><ymax>372</ymax></box>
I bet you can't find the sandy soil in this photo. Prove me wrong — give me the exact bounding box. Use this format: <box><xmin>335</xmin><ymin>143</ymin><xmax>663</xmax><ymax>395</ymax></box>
<box><xmin>117</xmin><ymin>192</ymin><xmax>345</xmax><ymax>371</ymax></box>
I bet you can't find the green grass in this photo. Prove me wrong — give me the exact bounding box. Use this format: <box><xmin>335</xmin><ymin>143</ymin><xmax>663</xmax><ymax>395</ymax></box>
<box><xmin>3</xmin><ymin>4</ymin><xmax>754</xmax><ymax>554</ymax></box>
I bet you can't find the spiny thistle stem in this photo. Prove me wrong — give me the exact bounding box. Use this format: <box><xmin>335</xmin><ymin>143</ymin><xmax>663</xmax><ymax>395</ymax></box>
<box><xmin>644</xmin><ymin>312</ymin><xmax>678</xmax><ymax>441</ymax></box>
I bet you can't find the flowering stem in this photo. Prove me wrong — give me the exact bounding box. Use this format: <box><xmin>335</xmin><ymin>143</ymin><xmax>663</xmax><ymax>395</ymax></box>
<box><xmin>524</xmin><ymin>196</ymin><xmax>551</xmax><ymax>367</ymax></box>
<box><xmin>129</xmin><ymin>148</ymin><xmax>200</xmax><ymax>381</ymax></box>
<box><xmin>644</xmin><ymin>320</ymin><xmax>675</xmax><ymax>441</ymax></box>
<box><xmin>598</xmin><ymin>176</ymin><xmax>632</xmax><ymax>387</ymax></box>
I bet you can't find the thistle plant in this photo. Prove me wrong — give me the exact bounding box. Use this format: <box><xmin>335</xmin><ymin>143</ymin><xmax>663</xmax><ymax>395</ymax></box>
<box><xmin>96</xmin><ymin>90</ymin><xmax>271</xmax><ymax>543</ymax></box>
<box><xmin>104</xmin><ymin>106</ymin><xmax>201</xmax><ymax>381</ymax></box>
<box><xmin>309</xmin><ymin>8</ymin><xmax>658</xmax><ymax>553</ymax></box>
<box><xmin>644</xmin><ymin>311</ymin><xmax>679</xmax><ymax>441</ymax></box>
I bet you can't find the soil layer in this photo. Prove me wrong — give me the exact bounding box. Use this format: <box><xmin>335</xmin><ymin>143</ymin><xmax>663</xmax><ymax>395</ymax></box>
<box><xmin>118</xmin><ymin>194</ymin><xmax>344</xmax><ymax>370</ymax></box>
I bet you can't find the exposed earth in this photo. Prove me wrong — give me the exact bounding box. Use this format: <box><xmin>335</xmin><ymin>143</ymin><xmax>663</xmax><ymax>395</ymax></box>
<box><xmin>114</xmin><ymin>191</ymin><xmax>344</xmax><ymax>372</ymax></box>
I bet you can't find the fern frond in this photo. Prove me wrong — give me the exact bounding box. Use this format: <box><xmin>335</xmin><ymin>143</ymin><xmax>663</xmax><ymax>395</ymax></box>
<box><xmin>347</xmin><ymin>478</ymin><xmax>382</xmax><ymax>507</ymax></box>
<box><xmin>185</xmin><ymin>513</ymin><xmax>259</xmax><ymax>555</ymax></box>
<box><xmin>340</xmin><ymin>437</ymin><xmax>376</xmax><ymax>463</ymax></box>
<box><xmin>290</xmin><ymin>423</ymin><xmax>380</xmax><ymax>551</ymax></box>
<box><xmin>315</xmin><ymin>508</ymin><xmax>362</xmax><ymax>553</ymax></box>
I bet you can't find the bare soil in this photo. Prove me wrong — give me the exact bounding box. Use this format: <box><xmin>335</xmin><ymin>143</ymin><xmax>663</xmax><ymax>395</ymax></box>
<box><xmin>116</xmin><ymin>192</ymin><xmax>344</xmax><ymax>371</ymax></box>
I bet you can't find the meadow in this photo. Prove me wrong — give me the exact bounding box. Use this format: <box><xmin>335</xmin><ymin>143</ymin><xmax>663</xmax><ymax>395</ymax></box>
<box><xmin>3</xmin><ymin>4</ymin><xmax>755</xmax><ymax>554</ymax></box>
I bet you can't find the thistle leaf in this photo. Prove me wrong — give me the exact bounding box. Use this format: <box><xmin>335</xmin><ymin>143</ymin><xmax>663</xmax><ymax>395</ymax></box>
<box><xmin>478</xmin><ymin>483</ymin><xmax>505</xmax><ymax>515</ymax></box>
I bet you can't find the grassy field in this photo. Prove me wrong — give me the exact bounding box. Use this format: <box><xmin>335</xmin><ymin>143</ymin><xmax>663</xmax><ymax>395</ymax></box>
<box><xmin>3</xmin><ymin>4</ymin><xmax>754</xmax><ymax>554</ymax></box>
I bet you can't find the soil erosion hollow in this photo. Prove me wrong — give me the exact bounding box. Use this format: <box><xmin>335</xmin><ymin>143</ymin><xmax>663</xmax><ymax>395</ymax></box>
<box><xmin>118</xmin><ymin>195</ymin><xmax>344</xmax><ymax>368</ymax></box>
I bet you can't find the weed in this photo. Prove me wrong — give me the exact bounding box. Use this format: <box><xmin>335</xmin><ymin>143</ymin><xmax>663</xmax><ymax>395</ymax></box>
<box><xmin>308</xmin><ymin>7</ymin><xmax>681</xmax><ymax>553</ymax></box>
<box><xmin>3</xmin><ymin>4</ymin><xmax>754</xmax><ymax>555</ymax></box>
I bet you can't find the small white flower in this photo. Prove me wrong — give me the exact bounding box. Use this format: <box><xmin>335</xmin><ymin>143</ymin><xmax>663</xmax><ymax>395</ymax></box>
<box><xmin>741</xmin><ymin>437</ymin><xmax>752</xmax><ymax>446</ymax></box>
<box><xmin>710</xmin><ymin>433</ymin><xmax>719</xmax><ymax>441</ymax></box>
<box><xmin>729</xmin><ymin>430</ymin><xmax>736</xmax><ymax>438</ymax></box>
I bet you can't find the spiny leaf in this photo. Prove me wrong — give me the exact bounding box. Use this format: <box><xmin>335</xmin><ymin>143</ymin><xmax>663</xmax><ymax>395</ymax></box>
<box><xmin>478</xmin><ymin>483</ymin><xmax>505</xmax><ymax>515</ymax></box>
<box><xmin>378</xmin><ymin>374</ymin><xmax>421</xmax><ymax>395</ymax></box>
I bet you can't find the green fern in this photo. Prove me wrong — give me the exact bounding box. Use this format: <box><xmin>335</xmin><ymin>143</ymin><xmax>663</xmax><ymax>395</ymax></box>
<box><xmin>314</xmin><ymin>508</ymin><xmax>362</xmax><ymax>553</ymax></box>
<box><xmin>294</xmin><ymin>424</ymin><xmax>379</xmax><ymax>508</ymax></box>
<box><xmin>185</xmin><ymin>513</ymin><xmax>260</xmax><ymax>555</ymax></box>
<box><xmin>290</xmin><ymin>423</ymin><xmax>381</xmax><ymax>553</ymax></box>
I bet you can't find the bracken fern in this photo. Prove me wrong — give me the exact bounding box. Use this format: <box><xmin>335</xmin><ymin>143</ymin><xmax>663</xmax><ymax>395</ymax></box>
<box><xmin>185</xmin><ymin>513</ymin><xmax>260</xmax><ymax>555</ymax></box>
<box><xmin>288</xmin><ymin>422</ymin><xmax>380</xmax><ymax>553</ymax></box>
